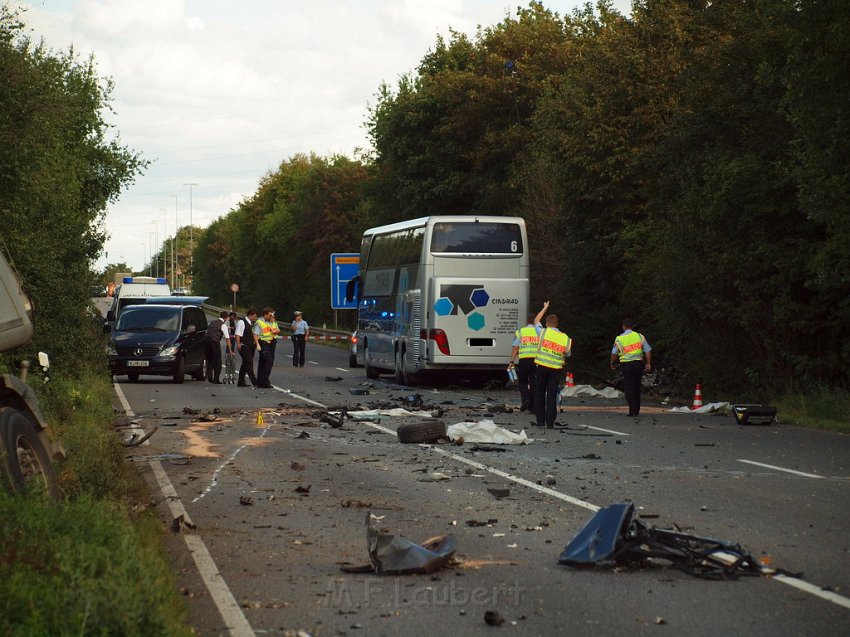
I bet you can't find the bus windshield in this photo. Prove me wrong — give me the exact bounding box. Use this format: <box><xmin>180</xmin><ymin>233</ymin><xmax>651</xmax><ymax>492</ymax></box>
<box><xmin>430</xmin><ymin>222</ymin><xmax>523</xmax><ymax>254</ymax></box>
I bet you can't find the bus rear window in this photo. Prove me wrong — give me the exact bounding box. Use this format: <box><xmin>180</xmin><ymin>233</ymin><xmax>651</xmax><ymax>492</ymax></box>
<box><xmin>431</xmin><ymin>222</ymin><xmax>523</xmax><ymax>254</ymax></box>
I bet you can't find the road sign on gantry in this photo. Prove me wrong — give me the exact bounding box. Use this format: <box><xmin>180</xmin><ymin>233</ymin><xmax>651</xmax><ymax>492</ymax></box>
<box><xmin>330</xmin><ymin>253</ymin><xmax>360</xmax><ymax>309</ymax></box>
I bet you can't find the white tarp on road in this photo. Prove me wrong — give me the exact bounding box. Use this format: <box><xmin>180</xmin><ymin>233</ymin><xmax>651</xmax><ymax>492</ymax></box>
<box><xmin>447</xmin><ymin>419</ymin><xmax>532</xmax><ymax>445</ymax></box>
<box><xmin>560</xmin><ymin>384</ymin><xmax>624</xmax><ymax>399</ymax></box>
<box><xmin>345</xmin><ymin>408</ymin><xmax>437</xmax><ymax>420</ymax></box>
<box><xmin>668</xmin><ymin>402</ymin><xmax>732</xmax><ymax>414</ymax></box>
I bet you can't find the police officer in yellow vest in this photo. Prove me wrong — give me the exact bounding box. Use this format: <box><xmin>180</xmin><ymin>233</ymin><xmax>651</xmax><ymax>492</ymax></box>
<box><xmin>508</xmin><ymin>313</ymin><xmax>539</xmax><ymax>412</ymax></box>
<box><xmin>610</xmin><ymin>318</ymin><xmax>652</xmax><ymax>417</ymax></box>
<box><xmin>533</xmin><ymin>301</ymin><xmax>571</xmax><ymax>429</ymax></box>
<box><xmin>253</xmin><ymin>307</ymin><xmax>276</xmax><ymax>389</ymax></box>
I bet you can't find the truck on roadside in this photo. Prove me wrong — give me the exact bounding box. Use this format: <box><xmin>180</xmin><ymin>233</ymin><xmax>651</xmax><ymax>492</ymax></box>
<box><xmin>0</xmin><ymin>249</ymin><xmax>63</xmax><ymax>497</ymax></box>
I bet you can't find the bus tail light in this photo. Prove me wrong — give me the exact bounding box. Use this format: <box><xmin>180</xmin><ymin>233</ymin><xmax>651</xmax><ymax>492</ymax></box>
<box><xmin>421</xmin><ymin>329</ymin><xmax>450</xmax><ymax>355</ymax></box>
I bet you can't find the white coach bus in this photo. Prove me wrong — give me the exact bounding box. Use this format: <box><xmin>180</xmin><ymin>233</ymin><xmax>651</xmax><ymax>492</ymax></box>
<box><xmin>347</xmin><ymin>215</ymin><xmax>529</xmax><ymax>384</ymax></box>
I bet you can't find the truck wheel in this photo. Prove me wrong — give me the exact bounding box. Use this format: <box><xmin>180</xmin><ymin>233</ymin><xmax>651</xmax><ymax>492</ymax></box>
<box><xmin>396</xmin><ymin>420</ymin><xmax>446</xmax><ymax>444</ymax></box>
<box><xmin>173</xmin><ymin>356</ymin><xmax>186</xmax><ymax>384</ymax></box>
<box><xmin>0</xmin><ymin>407</ymin><xmax>58</xmax><ymax>498</ymax></box>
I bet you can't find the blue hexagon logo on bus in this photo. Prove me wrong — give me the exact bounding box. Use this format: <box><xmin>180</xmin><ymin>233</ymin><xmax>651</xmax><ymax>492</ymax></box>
<box><xmin>470</xmin><ymin>288</ymin><xmax>489</xmax><ymax>308</ymax></box>
<box><xmin>434</xmin><ymin>297</ymin><xmax>454</xmax><ymax>316</ymax></box>
<box><xmin>467</xmin><ymin>312</ymin><xmax>485</xmax><ymax>331</ymax></box>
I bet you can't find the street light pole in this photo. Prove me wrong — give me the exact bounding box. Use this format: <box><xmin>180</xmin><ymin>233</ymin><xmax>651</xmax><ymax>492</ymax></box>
<box><xmin>160</xmin><ymin>208</ymin><xmax>168</xmax><ymax>286</ymax></box>
<box><xmin>184</xmin><ymin>182</ymin><xmax>197</xmax><ymax>289</ymax></box>
<box><xmin>151</xmin><ymin>220</ymin><xmax>158</xmax><ymax>278</ymax></box>
<box><xmin>171</xmin><ymin>194</ymin><xmax>178</xmax><ymax>289</ymax></box>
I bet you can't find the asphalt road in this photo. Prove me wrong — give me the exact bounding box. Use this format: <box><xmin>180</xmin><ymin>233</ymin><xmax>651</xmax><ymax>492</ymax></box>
<box><xmin>110</xmin><ymin>337</ymin><xmax>850</xmax><ymax>637</ymax></box>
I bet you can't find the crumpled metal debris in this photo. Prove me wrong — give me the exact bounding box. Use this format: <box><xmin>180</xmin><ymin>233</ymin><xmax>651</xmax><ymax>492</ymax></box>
<box><xmin>340</xmin><ymin>512</ymin><xmax>457</xmax><ymax>575</ymax></box>
<box><xmin>559</xmin><ymin>503</ymin><xmax>776</xmax><ymax>580</ymax></box>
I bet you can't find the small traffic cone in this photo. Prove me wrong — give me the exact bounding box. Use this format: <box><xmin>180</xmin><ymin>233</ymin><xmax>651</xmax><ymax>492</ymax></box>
<box><xmin>567</xmin><ymin>372</ymin><xmax>575</xmax><ymax>387</ymax></box>
<box><xmin>256</xmin><ymin>411</ymin><xmax>265</xmax><ymax>427</ymax></box>
<box><xmin>691</xmin><ymin>384</ymin><xmax>704</xmax><ymax>410</ymax></box>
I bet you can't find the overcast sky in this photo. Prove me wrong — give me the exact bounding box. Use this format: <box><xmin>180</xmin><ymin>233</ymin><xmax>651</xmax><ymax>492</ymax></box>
<box><xmin>17</xmin><ymin>0</ymin><xmax>630</xmax><ymax>273</ymax></box>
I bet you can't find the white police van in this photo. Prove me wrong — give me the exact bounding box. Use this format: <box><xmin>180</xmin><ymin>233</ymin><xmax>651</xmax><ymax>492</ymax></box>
<box><xmin>104</xmin><ymin>276</ymin><xmax>170</xmax><ymax>331</ymax></box>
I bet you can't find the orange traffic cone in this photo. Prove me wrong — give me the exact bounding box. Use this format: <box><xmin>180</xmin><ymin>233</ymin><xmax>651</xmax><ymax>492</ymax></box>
<box><xmin>691</xmin><ymin>384</ymin><xmax>704</xmax><ymax>410</ymax></box>
<box><xmin>567</xmin><ymin>372</ymin><xmax>576</xmax><ymax>387</ymax></box>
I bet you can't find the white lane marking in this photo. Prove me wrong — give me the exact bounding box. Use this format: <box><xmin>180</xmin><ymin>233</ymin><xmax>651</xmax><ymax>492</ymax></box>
<box><xmin>362</xmin><ymin>421</ymin><xmax>599</xmax><ymax>512</ymax></box>
<box><xmin>192</xmin><ymin>425</ymin><xmax>272</xmax><ymax>503</ymax></box>
<box><xmin>113</xmin><ymin>382</ymin><xmax>134</xmax><ymax>416</ymax></box>
<box><xmin>335</xmin><ymin>367</ymin><xmax>349</xmax><ymax>373</ymax></box>
<box><xmin>585</xmin><ymin>425</ymin><xmax>630</xmax><ymax>436</ymax></box>
<box><xmin>737</xmin><ymin>459</ymin><xmax>824</xmax><ymax>479</ymax></box>
<box><xmin>272</xmin><ymin>386</ymin><xmax>326</xmax><ymax>407</ymax></box>
<box><xmin>773</xmin><ymin>574</ymin><xmax>850</xmax><ymax>609</ymax></box>
<box><xmin>278</xmin><ymin>389</ymin><xmax>850</xmax><ymax>611</ymax></box>
<box><xmin>150</xmin><ymin>461</ymin><xmax>254</xmax><ymax>637</ymax></box>
<box><xmin>308</xmin><ymin>360</ymin><xmax>319</xmax><ymax>365</ymax></box>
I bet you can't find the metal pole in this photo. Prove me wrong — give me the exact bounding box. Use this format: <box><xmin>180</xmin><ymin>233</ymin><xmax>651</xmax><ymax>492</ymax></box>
<box><xmin>151</xmin><ymin>220</ymin><xmax>158</xmax><ymax>278</ymax></box>
<box><xmin>184</xmin><ymin>182</ymin><xmax>197</xmax><ymax>287</ymax></box>
<box><xmin>171</xmin><ymin>195</ymin><xmax>178</xmax><ymax>289</ymax></box>
<box><xmin>161</xmin><ymin>209</ymin><xmax>167</xmax><ymax>286</ymax></box>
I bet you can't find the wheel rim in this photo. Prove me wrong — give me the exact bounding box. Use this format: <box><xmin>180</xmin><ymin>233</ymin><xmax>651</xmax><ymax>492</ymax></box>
<box><xmin>15</xmin><ymin>433</ymin><xmax>48</xmax><ymax>488</ymax></box>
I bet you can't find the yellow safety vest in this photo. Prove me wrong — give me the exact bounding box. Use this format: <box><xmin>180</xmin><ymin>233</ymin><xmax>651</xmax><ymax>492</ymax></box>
<box><xmin>615</xmin><ymin>331</ymin><xmax>644</xmax><ymax>363</ymax></box>
<box><xmin>516</xmin><ymin>326</ymin><xmax>539</xmax><ymax>359</ymax></box>
<box><xmin>535</xmin><ymin>328</ymin><xmax>570</xmax><ymax>369</ymax></box>
<box><xmin>256</xmin><ymin>318</ymin><xmax>274</xmax><ymax>342</ymax></box>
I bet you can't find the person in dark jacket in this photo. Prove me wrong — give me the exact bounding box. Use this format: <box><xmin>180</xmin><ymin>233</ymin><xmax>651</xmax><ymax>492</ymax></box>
<box><xmin>204</xmin><ymin>311</ymin><xmax>232</xmax><ymax>383</ymax></box>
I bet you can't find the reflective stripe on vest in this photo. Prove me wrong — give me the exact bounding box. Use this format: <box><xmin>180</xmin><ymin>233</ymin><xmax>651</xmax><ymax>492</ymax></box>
<box><xmin>534</xmin><ymin>328</ymin><xmax>570</xmax><ymax>369</ymax></box>
<box><xmin>256</xmin><ymin>318</ymin><xmax>274</xmax><ymax>342</ymax></box>
<box><xmin>517</xmin><ymin>326</ymin><xmax>539</xmax><ymax>359</ymax></box>
<box><xmin>615</xmin><ymin>331</ymin><xmax>644</xmax><ymax>363</ymax></box>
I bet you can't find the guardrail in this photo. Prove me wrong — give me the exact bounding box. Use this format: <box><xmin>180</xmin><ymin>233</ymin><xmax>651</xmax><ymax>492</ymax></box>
<box><xmin>202</xmin><ymin>303</ymin><xmax>351</xmax><ymax>341</ymax></box>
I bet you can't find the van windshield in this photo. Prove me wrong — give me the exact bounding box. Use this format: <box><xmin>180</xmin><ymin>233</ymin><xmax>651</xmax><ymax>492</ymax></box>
<box><xmin>115</xmin><ymin>308</ymin><xmax>180</xmax><ymax>332</ymax></box>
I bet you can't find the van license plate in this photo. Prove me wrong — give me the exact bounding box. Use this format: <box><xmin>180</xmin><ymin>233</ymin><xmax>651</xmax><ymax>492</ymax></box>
<box><xmin>128</xmin><ymin>360</ymin><xmax>149</xmax><ymax>367</ymax></box>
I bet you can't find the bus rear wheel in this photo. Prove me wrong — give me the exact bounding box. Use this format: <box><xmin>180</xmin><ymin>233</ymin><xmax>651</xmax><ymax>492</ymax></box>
<box><xmin>365</xmin><ymin>348</ymin><xmax>380</xmax><ymax>379</ymax></box>
<box><xmin>394</xmin><ymin>349</ymin><xmax>410</xmax><ymax>386</ymax></box>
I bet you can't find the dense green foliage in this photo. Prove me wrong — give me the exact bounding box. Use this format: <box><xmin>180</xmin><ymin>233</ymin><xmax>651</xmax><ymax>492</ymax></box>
<box><xmin>0</xmin><ymin>5</ymin><xmax>145</xmax><ymax>375</ymax></box>
<box><xmin>194</xmin><ymin>153</ymin><xmax>371</xmax><ymax>319</ymax></box>
<box><xmin>194</xmin><ymin>0</ymin><xmax>849</xmax><ymax>400</ymax></box>
<box><xmin>1</xmin><ymin>7</ymin><xmax>192</xmax><ymax>635</ymax></box>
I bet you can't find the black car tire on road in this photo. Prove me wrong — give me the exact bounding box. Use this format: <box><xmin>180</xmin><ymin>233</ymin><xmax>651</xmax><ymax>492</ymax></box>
<box><xmin>192</xmin><ymin>358</ymin><xmax>206</xmax><ymax>381</ymax></box>
<box><xmin>396</xmin><ymin>420</ymin><xmax>446</xmax><ymax>444</ymax></box>
<box><xmin>0</xmin><ymin>407</ymin><xmax>58</xmax><ymax>498</ymax></box>
<box><xmin>173</xmin><ymin>356</ymin><xmax>186</xmax><ymax>384</ymax></box>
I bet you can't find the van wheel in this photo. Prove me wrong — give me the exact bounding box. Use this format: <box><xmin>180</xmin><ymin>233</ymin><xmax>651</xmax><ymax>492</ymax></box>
<box><xmin>365</xmin><ymin>348</ymin><xmax>380</xmax><ymax>379</ymax></box>
<box><xmin>127</xmin><ymin>372</ymin><xmax>139</xmax><ymax>382</ymax></box>
<box><xmin>192</xmin><ymin>357</ymin><xmax>206</xmax><ymax>381</ymax></box>
<box><xmin>173</xmin><ymin>356</ymin><xmax>186</xmax><ymax>384</ymax></box>
<box><xmin>349</xmin><ymin>353</ymin><xmax>358</xmax><ymax>368</ymax></box>
<box><xmin>0</xmin><ymin>408</ymin><xmax>58</xmax><ymax>498</ymax></box>
<box><xmin>397</xmin><ymin>420</ymin><xmax>446</xmax><ymax>444</ymax></box>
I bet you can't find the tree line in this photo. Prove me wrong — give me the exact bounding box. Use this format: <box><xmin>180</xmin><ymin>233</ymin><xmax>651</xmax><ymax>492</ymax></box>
<box><xmin>191</xmin><ymin>0</ymin><xmax>848</xmax><ymax>398</ymax></box>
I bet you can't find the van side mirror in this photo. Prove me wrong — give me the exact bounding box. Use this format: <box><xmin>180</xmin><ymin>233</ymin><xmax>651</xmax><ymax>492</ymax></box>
<box><xmin>345</xmin><ymin>275</ymin><xmax>360</xmax><ymax>303</ymax></box>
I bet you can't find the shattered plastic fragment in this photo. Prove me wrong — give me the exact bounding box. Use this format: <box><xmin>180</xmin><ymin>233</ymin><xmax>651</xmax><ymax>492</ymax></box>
<box><xmin>559</xmin><ymin>502</ymin><xmax>779</xmax><ymax>579</ymax></box>
<box><xmin>340</xmin><ymin>512</ymin><xmax>456</xmax><ymax>575</ymax></box>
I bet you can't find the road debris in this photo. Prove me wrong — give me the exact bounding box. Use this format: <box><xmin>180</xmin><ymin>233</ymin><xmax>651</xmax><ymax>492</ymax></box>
<box><xmin>484</xmin><ymin>610</ymin><xmax>505</xmax><ymax>626</ymax></box>
<box><xmin>559</xmin><ymin>502</ymin><xmax>789</xmax><ymax>579</ymax></box>
<box><xmin>417</xmin><ymin>472</ymin><xmax>451</xmax><ymax>482</ymax></box>
<box><xmin>325</xmin><ymin>376</ymin><xmax>343</xmax><ymax>381</ymax></box>
<box><xmin>560</xmin><ymin>385</ymin><xmax>623</xmax><ymax>399</ymax></box>
<box><xmin>487</xmin><ymin>488</ymin><xmax>510</xmax><ymax>499</ymax></box>
<box><xmin>397</xmin><ymin>420</ymin><xmax>447</xmax><ymax>444</ymax></box>
<box><xmin>239</xmin><ymin>496</ymin><xmax>254</xmax><ymax>506</ymax></box>
<box><xmin>123</xmin><ymin>425</ymin><xmax>158</xmax><ymax>447</ymax></box>
<box><xmin>447</xmin><ymin>420</ymin><xmax>531</xmax><ymax>445</ymax></box>
<box><xmin>294</xmin><ymin>485</ymin><xmax>311</xmax><ymax>494</ymax></box>
<box><xmin>340</xmin><ymin>512</ymin><xmax>457</xmax><ymax>575</ymax></box>
<box><xmin>668</xmin><ymin>402</ymin><xmax>731</xmax><ymax>414</ymax></box>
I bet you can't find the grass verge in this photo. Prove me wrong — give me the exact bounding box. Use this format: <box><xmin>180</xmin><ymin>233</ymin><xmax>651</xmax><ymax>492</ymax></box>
<box><xmin>777</xmin><ymin>386</ymin><xmax>850</xmax><ymax>433</ymax></box>
<box><xmin>1</xmin><ymin>368</ymin><xmax>193</xmax><ymax>636</ymax></box>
